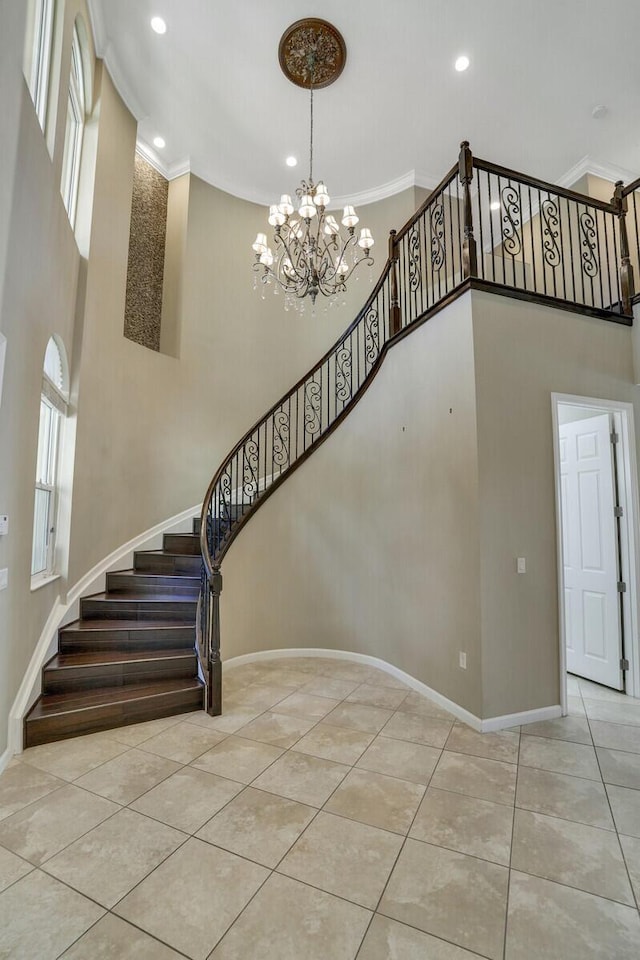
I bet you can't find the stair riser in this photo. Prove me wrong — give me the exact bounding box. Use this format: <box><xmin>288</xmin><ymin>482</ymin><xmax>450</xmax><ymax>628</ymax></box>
<box><xmin>43</xmin><ymin>656</ymin><xmax>198</xmax><ymax>695</ymax></box>
<box><xmin>163</xmin><ymin>534</ymin><xmax>200</xmax><ymax>555</ymax></box>
<box><xmin>106</xmin><ymin>573</ymin><xmax>200</xmax><ymax>596</ymax></box>
<box><xmin>80</xmin><ymin>599</ymin><xmax>197</xmax><ymax>621</ymax></box>
<box><xmin>134</xmin><ymin>554</ymin><xmax>201</xmax><ymax>576</ymax></box>
<box><xmin>24</xmin><ymin>688</ymin><xmax>204</xmax><ymax>748</ymax></box>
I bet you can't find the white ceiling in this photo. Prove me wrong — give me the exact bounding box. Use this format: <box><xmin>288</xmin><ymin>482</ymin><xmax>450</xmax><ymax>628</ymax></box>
<box><xmin>88</xmin><ymin>0</ymin><xmax>640</xmax><ymax>206</ymax></box>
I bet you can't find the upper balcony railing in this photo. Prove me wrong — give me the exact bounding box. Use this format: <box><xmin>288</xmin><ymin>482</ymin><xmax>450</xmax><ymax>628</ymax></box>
<box><xmin>198</xmin><ymin>141</ymin><xmax>637</xmax><ymax>714</ymax></box>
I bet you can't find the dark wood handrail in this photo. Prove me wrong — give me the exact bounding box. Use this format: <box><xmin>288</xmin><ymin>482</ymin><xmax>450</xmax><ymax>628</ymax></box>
<box><xmin>394</xmin><ymin>163</ymin><xmax>458</xmax><ymax>242</ymax></box>
<box><xmin>473</xmin><ymin>157</ymin><xmax>618</xmax><ymax>213</ymax></box>
<box><xmin>622</xmin><ymin>176</ymin><xmax>640</xmax><ymax>197</ymax></box>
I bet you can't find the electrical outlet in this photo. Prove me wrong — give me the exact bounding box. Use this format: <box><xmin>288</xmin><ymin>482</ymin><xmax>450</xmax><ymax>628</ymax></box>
<box><xmin>459</xmin><ymin>651</ymin><xmax>467</xmax><ymax>669</ymax></box>
<box><xmin>517</xmin><ymin>557</ymin><xmax>526</xmax><ymax>574</ymax></box>
<box><xmin>0</xmin><ymin>515</ymin><xmax>8</xmax><ymax>536</ymax></box>
<box><xmin>0</xmin><ymin>569</ymin><xmax>7</xmax><ymax>590</ymax></box>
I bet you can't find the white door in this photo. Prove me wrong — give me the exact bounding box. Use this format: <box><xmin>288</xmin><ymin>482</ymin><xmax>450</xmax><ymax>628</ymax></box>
<box><xmin>560</xmin><ymin>413</ymin><xmax>623</xmax><ymax>689</ymax></box>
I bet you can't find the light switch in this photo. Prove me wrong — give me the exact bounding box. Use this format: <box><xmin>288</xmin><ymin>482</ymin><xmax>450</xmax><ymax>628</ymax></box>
<box><xmin>517</xmin><ymin>557</ymin><xmax>526</xmax><ymax>574</ymax></box>
<box><xmin>0</xmin><ymin>569</ymin><xmax>7</xmax><ymax>590</ymax></box>
<box><xmin>0</xmin><ymin>516</ymin><xmax>8</xmax><ymax>536</ymax></box>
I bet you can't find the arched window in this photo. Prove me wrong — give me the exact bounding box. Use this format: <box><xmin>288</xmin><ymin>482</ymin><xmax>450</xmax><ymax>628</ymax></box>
<box><xmin>25</xmin><ymin>0</ymin><xmax>55</xmax><ymax>131</ymax></box>
<box><xmin>31</xmin><ymin>337</ymin><xmax>68</xmax><ymax>579</ymax></box>
<box><xmin>60</xmin><ymin>20</ymin><xmax>87</xmax><ymax>225</ymax></box>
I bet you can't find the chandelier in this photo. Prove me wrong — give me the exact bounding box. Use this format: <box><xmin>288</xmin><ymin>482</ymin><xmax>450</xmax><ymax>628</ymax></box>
<box><xmin>252</xmin><ymin>19</ymin><xmax>374</xmax><ymax>310</ymax></box>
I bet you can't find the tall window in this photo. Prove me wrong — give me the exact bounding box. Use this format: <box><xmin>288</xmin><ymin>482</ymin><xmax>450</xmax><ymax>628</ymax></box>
<box><xmin>26</xmin><ymin>0</ymin><xmax>55</xmax><ymax>130</ymax></box>
<box><xmin>32</xmin><ymin>338</ymin><xmax>68</xmax><ymax>579</ymax></box>
<box><xmin>60</xmin><ymin>22</ymin><xmax>86</xmax><ymax>225</ymax></box>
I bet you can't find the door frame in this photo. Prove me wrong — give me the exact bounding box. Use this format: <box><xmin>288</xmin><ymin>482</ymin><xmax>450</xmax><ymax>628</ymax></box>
<box><xmin>552</xmin><ymin>393</ymin><xmax>640</xmax><ymax>712</ymax></box>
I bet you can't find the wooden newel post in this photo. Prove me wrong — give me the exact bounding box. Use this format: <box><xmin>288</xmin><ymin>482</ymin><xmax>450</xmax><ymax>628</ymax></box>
<box><xmin>389</xmin><ymin>229</ymin><xmax>401</xmax><ymax>336</ymax></box>
<box><xmin>612</xmin><ymin>181</ymin><xmax>635</xmax><ymax>318</ymax></box>
<box><xmin>207</xmin><ymin>569</ymin><xmax>223</xmax><ymax>716</ymax></box>
<box><xmin>458</xmin><ymin>140</ymin><xmax>478</xmax><ymax>278</ymax></box>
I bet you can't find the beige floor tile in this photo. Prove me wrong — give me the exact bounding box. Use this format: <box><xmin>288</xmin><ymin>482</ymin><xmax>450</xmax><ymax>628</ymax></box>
<box><xmin>136</xmin><ymin>721</ymin><xmax>227</xmax><ymax>763</ymax></box>
<box><xmin>411</xmin><ymin>787</ymin><xmax>513</xmax><ymax>864</ymax></box>
<box><xmin>397</xmin><ymin>692</ymin><xmax>456</xmax><ymax>721</ymax></box>
<box><xmin>131</xmin><ymin>766</ymin><xmax>243</xmax><ymax>833</ymax></box>
<box><xmin>620</xmin><ymin>834</ymin><xmax>640</xmax><ymax>903</ymax></box>
<box><xmin>345</xmin><ymin>683</ymin><xmax>408</xmax><ymax>710</ymax></box>
<box><xmin>583</xmin><ymin>698</ymin><xmax>640</xmax><ymax>726</ymax></box>
<box><xmin>271</xmin><ymin>692</ymin><xmax>340</xmax><ymax>719</ymax></box>
<box><xmin>0</xmin><ymin>869</ymin><xmax>104</xmax><ymax>960</ymax></box>
<box><xmin>381</xmin><ymin>711</ymin><xmax>454</xmax><ymax>748</ymax></box>
<box><xmin>430</xmin><ymin>751</ymin><xmax>517</xmax><ymax>805</ymax></box>
<box><xmin>252</xmin><ymin>751</ymin><xmax>350</xmax><ymax>806</ymax></box>
<box><xmin>444</xmin><ymin>723</ymin><xmax>520</xmax><ymax>762</ymax></box>
<box><xmin>298</xmin><ymin>676</ymin><xmax>360</xmax><ymax>699</ymax></box>
<box><xmin>291</xmin><ymin>721</ymin><xmax>375</xmax><ymax>766</ymax></box>
<box><xmin>356</xmin><ymin>735</ymin><xmax>440</xmax><ymax>784</ymax></box>
<box><xmin>516</xmin><ymin>765</ymin><xmax>614</xmax><ymax>830</ymax></box>
<box><xmin>209</xmin><ymin>872</ymin><xmax>371</xmax><ymax>960</ymax></box>
<box><xmin>20</xmin><ymin>735</ymin><xmax>128</xmax><ymax>781</ymax></box>
<box><xmin>197</xmin><ymin>786</ymin><xmax>315</xmax><ymax>867</ymax></box>
<box><xmin>74</xmin><ymin>748</ymin><xmax>180</xmax><ymax>804</ymax></box>
<box><xmin>566</xmin><ymin>675</ymin><xmax>581</xmax><ymax>696</ymax></box>
<box><xmin>521</xmin><ymin>715</ymin><xmax>592</xmax><ymax>744</ymax></box>
<box><xmin>60</xmin><ymin>913</ymin><xmax>183</xmax><ymax>958</ymax></box>
<box><xmin>42</xmin><ymin>807</ymin><xmax>185</xmax><ymax>907</ymax></box>
<box><xmin>606</xmin><ymin>784</ymin><xmax>640</xmax><ymax>838</ymax></box>
<box><xmin>358</xmin><ymin>914</ymin><xmax>479</xmax><ymax>959</ymax></box>
<box><xmin>0</xmin><ymin>762</ymin><xmax>64</xmax><ymax>821</ymax></box>
<box><xmin>519</xmin><ymin>735</ymin><xmax>601</xmax><ymax>780</ymax></box>
<box><xmin>380</xmin><ymin>839</ymin><xmax>508</xmax><ymax>960</ymax></box>
<box><xmin>237</xmin><ymin>710</ymin><xmax>318</xmax><ymax>748</ymax></box>
<box><xmin>104</xmin><ymin>714</ymin><xmax>185</xmax><ymax>746</ymax></box>
<box><xmin>579</xmin><ymin>679</ymin><xmax>634</xmax><ymax>702</ymax></box>
<box><xmin>567</xmin><ymin>695</ymin><xmax>587</xmax><ymax>717</ymax></box>
<box><xmin>589</xmin><ymin>719</ymin><xmax>640</xmax><ymax>753</ymax></box>
<box><xmin>225</xmin><ymin>683</ymin><xmax>294</xmax><ymax>711</ymax></box>
<box><xmin>185</xmin><ymin>707</ymin><xmax>262</xmax><ymax>734</ymax></box>
<box><xmin>114</xmin><ymin>837</ymin><xmax>268</xmax><ymax>960</ymax></box>
<box><xmin>505</xmin><ymin>870</ymin><xmax>640</xmax><ymax>959</ymax></box>
<box><xmin>278</xmin><ymin>810</ymin><xmax>402</xmax><ymax>909</ymax></box>
<box><xmin>512</xmin><ymin>809</ymin><xmax>634</xmax><ymax>905</ymax></box>
<box><xmin>596</xmin><ymin>746</ymin><xmax>640</xmax><ymax>788</ymax></box>
<box><xmin>325</xmin><ymin>767</ymin><xmax>425</xmax><ymax>834</ymax></box>
<box><xmin>0</xmin><ymin>783</ymin><xmax>119</xmax><ymax>865</ymax></box>
<box><xmin>323</xmin><ymin>701</ymin><xmax>393</xmax><ymax>734</ymax></box>
<box><xmin>191</xmin><ymin>735</ymin><xmax>283</xmax><ymax>784</ymax></box>
<box><xmin>270</xmin><ymin>667</ymin><xmax>318</xmax><ymax>688</ymax></box>
<box><xmin>317</xmin><ymin>661</ymin><xmax>383</xmax><ymax>683</ymax></box>
<box><xmin>0</xmin><ymin>845</ymin><xmax>32</xmax><ymax>892</ymax></box>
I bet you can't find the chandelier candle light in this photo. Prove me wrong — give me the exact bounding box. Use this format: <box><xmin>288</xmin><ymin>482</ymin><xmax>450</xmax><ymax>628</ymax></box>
<box><xmin>252</xmin><ymin>19</ymin><xmax>374</xmax><ymax>310</ymax></box>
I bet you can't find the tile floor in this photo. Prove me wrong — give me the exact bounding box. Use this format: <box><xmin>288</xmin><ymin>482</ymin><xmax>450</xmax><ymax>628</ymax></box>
<box><xmin>0</xmin><ymin>661</ymin><xmax>639</xmax><ymax>959</ymax></box>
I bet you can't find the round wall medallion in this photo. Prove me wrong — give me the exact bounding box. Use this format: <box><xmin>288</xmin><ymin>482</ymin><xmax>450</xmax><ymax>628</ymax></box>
<box><xmin>278</xmin><ymin>18</ymin><xmax>346</xmax><ymax>90</ymax></box>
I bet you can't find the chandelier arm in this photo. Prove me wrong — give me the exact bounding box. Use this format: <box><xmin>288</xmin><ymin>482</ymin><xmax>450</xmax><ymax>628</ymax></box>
<box><xmin>273</xmin><ymin>229</ymin><xmax>313</xmax><ymax>285</ymax></box>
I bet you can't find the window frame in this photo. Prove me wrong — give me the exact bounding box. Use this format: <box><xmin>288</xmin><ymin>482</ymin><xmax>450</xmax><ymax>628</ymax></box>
<box><xmin>60</xmin><ymin>22</ymin><xmax>86</xmax><ymax>226</ymax></box>
<box><xmin>27</xmin><ymin>0</ymin><xmax>55</xmax><ymax>131</ymax></box>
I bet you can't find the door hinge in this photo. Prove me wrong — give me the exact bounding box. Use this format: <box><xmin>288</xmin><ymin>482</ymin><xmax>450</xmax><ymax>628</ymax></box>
<box><xmin>617</xmin><ymin>581</ymin><xmax>627</xmax><ymax>593</ymax></box>
<box><xmin>614</xmin><ymin>506</ymin><xmax>623</xmax><ymax>518</ymax></box>
<box><xmin>621</xmin><ymin>658</ymin><xmax>630</xmax><ymax>671</ymax></box>
<box><xmin>611</xmin><ymin>430</ymin><xmax>619</xmax><ymax>444</ymax></box>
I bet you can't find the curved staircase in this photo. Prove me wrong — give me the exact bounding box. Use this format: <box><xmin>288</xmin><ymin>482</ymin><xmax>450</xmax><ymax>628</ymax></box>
<box><xmin>24</xmin><ymin>521</ymin><xmax>205</xmax><ymax>747</ymax></box>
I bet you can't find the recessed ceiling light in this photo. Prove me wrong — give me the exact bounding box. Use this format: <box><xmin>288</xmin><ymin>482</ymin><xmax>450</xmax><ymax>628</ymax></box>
<box><xmin>455</xmin><ymin>55</ymin><xmax>470</xmax><ymax>72</ymax></box>
<box><xmin>286</xmin><ymin>156</ymin><xmax>298</xmax><ymax>167</ymax></box>
<box><xmin>151</xmin><ymin>16</ymin><xmax>167</xmax><ymax>34</ymax></box>
<box><xmin>490</xmin><ymin>200</ymin><xmax>500</xmax><ymax>211</ymax></box>
<box><xmin>153</xmin><ymin>136</ymin><xmax>166</xmax><ymax>149</ymax></box>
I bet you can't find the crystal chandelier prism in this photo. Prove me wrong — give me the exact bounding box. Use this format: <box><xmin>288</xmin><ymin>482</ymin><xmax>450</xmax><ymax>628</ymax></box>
<box><xmin>252</xmin><ymin>19</ymin><xmax>374</xmax><ymax>310</ymax></box>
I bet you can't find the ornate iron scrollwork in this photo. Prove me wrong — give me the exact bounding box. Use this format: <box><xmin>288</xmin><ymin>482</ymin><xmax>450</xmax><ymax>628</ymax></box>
<box><xmin>335</xmin><ymin>345</ymin><xmax>352</xmax><ymax>404</ymax></box>
<box><xmin>272</xmin><ymin>409</ymin><xmax>290</xmax><ymax>468</ymax></box>
<box><xmin>242</xmin><ymin>439</ymin><xmax>259</xmax><ymax>499</ymax></box>
<box><xmin>364</xmin><ymin>305</ymin><xmax>379</xmax><ymax>367</ymax></box>
<box><xmin>579</xmin><ymin>211</ymin><xmax>599</xmax><ymax>278</ymax></box>
<box><xmin>304</xmin><ymin>379</ymin><xmax>322</xmax><ymax>435</ymax></box>
<box><xmin>408</xmin><ymin>224</ymin><xmax>421</xmax><ymax>291</ymax></box>
<box><xmin>430</xmin><ymin>201</ymin><xmax>445</xmax><ymax>271</ymax></box>
<box><xmin>501</xmin><ymin>185</ymin><xmax>522</xmax><ymax>257</ymax></box>
<box><xmin>541</xmin><ymin>198</ymin><xmax>561</xmax><ymax>268</ymax></box>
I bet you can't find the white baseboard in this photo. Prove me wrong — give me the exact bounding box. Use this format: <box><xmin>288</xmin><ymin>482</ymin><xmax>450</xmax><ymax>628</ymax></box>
<box><xmin>223</xmin><ymin>647</ymin><xmax>561</xmax><ymax>733</ymax></box>
<box><xmin>7</xmin><ymin>503</ymin><xmax>201</xmax><ymax>757</ymax></box>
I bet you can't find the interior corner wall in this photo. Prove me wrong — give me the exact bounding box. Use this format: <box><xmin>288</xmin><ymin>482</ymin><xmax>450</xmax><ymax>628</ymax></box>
<box><xmin>471</xmin><ymin>290</ymin><xmax>639</xmax><ymax>718</ymax></box>
<box><xmin>221</xmin><ymin>292</ymin><xmax>484</xmax><ymax>717</ymax></box>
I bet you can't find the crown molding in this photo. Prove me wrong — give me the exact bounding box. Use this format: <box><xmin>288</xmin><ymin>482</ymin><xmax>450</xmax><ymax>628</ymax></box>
<box><xmin>103</xmin><ymin>44</ymin><xmax>147</xmax><ymax>122</ymax></box>
<box><xmin>136</xmin><ymin>140</ymin><xmax>191</xmax><ymax>181</ymax></box>
<box><xmin>85</xmin><ymin>0</ymin><xmax>106</xmax><ymax>57</ymax></box>
<box><xmin>557</xmin><ymin>155</ymin><xmax>639</xmax><ymax>189</ymax></box>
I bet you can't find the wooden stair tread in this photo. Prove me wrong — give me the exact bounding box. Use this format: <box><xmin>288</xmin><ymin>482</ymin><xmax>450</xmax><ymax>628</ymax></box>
<box><xmin>110</xmin><ymin>568</ymin><xmax>200</xmax><ymax>581</ymax></box>
<box><xmin>47</xmin><ymin>649</ymin><xmax>196</xmax><ymax>669</ymax></box>
<box><xmin>27</xmin><ymin>678</ymin><xmax>204</xmax><ymax>716</ymax></box>
<box><xmin>85</xmin><ymin>591</ymin><xmax>198</xmax><ymax>603</ymax></box>
<box><xmin>62</xmin><ymin>618</ymin><xmax>195</xmax><ymax>632</ymax></box>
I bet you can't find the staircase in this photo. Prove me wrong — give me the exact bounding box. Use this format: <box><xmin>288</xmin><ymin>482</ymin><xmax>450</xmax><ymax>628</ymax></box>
<box><xmin>24</xmin><ymin>521</ymin><xmax>205</xmax><ymax>748</ymax></box>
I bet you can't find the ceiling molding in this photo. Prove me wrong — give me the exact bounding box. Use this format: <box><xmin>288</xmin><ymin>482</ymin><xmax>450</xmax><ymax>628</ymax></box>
<box><xmin>557</xmin><ymin>155</ymin><xmax>639</xmax><ymax>189</ymax></box>
<box><xmin>102</xmin><ymin>44</ymin><xmax>147</xmax><ymax>122</ymax></box>
<box><xmin>85</xmin><ymin>0</ymin><xmax>106</xmax><ymax>57</ymax></box>
<box><xmin>136</xmin><ymin>140</ymin><xmax>191</xmax><ymax>181</ymax></box>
